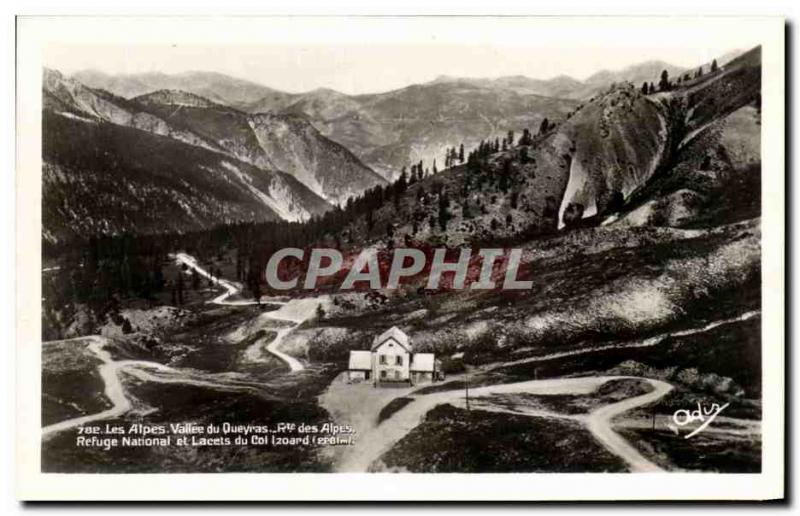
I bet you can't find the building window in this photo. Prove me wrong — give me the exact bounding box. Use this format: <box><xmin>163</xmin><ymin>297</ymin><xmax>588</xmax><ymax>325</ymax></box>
<box><xmin>380</xmin><ymin>370</ymin><xmax>387</xmax><ymax>379</ymax></box>
<box><xmin>395</xmin><ymin>356</ymin><xmax>403</xmax><ymax>366</ymax></box>
<box><xmin>394</xmin><ymin>371</ymin><xmax>400</xmax><ymax>379</ymax></box>
<box><xmin>379</xmin><ymin>355</ymin><xmax>387</xmax><ymax>365</ymax></box>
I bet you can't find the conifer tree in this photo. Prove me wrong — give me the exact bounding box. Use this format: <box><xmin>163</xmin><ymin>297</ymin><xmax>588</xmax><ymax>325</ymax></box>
<box><xmin>539</xmin><ymin>118</ymin><xmax>549</xmax><ymax>135</ymax></box>
<box><xmin>437</xmin><ymin>191</ymin><xmax>449</xmax><ymax>232</ymax></box>
<box><xmin>658</xmin><ymin>70</ymin><xmax>670</xmax><ymax>92</ymax></box>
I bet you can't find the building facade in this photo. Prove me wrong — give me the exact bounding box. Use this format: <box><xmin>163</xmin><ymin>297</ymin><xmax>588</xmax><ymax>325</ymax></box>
<box><xmin>347</xmin><ymin>326</ymin><xmax>439</xmax><ymax>386</ymax></box>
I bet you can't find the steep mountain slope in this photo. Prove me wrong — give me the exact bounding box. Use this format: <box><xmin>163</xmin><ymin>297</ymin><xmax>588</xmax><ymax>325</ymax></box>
<box><xmin>42</xmin><ymin>111</ymin><xmax>330</xmax><ymax>244</ymax></box>
<box><xmin>616</xmin><ymin>47</ymin><xmax>762</xmax><ymax>227</ymax></box>
<box><xmin>72</xmin><ymin>55</ymin><xmax>743</xmax><ymax>184</ymax></box>
<box><xmin>262</xmin><ymin>53</ymin><xmax>743</xmax><ymax>181</ymax></box>
<box><xmin>275</xmin><ymin>81</ymin><xmax>579</xmax><ymax>180</ymax></box>
<box><xmin>72</xmin><ymin>69</ymin><xmax>289</xmax><ymax>107</ymax></box>
<box><xmin>42</xmin><ymin>70</ymin><xmax>335</xmax><ymax>242</ymax></box>
<box><xmin>44</xmin><ymin>69</ymin><xmax>223</xmax><ymax>153</ymax></box>
<box><xmin>327</xmin><ymin>46</ymin><xmax>761</xmax><ymax>248</ymax></box>
<box><xmin>45</xmin><ymin>70</ymin><xmax>385</xmax><ymax>217</ymax></box>
<box><xmin>132</xmin><ymin>90</ymin><xmax>386</xmax><ymax>205</ymax></box>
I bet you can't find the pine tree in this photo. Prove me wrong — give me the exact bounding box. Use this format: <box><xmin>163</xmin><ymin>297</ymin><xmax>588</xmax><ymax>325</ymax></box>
<box><xmin>394</xmin><ymin>167</ymin><xmax>408</xmax><ymax>207</ymax></box>
<box><xmin>366</xmin><ymin>209</ymin><xmax>375</xmax><ymax>232</ymax></box>
<box><xmin>539</xmin><ymin>118</ymin><xmax>549</xmax><ymax>135</ymax></box>
<box><xmin>658</xmin><ymin>70</ymin><xmax>670</xmax><ymax>92</ymax></box>
<box><xmin>499</xmin><ymin>159</ymin><xmax>511</xmax><ymax>192</ymax></box>
<box><xmin>711</xmin><ymin>59</ymin><xmax>718</xmax><ymax>73</ymax></box>
<box><xmin>458</xmin><ymin>144</ymin><xmax>465</xmax><ymax>163</ymax></box>
<box><xmin>641</xmin><ymin>82</ymin><xmax>649</xmax><ymax>94</ymax></box>
<box><xmin>520</xmin><ymin>128</ymin><xmax>532</xmax><ymax>145</ymax></box>
<box><xmin>437</xmin><ymin>191</ymin><xmax>449</xmax><ymax>232</ymax></box>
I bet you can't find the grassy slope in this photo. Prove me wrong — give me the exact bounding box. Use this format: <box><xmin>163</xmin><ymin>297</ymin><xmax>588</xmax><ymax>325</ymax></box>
<box><xmin>376</xmin><ymin>404</ymin><xmax>627</xmax><ymax>472</ymax></box>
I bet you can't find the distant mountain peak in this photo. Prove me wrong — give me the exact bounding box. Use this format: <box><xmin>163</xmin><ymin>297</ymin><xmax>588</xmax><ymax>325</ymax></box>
<box><xmin>70</xmin><ymin>69</ymin><xmax>286</xmax><ymax>107</ymax></box>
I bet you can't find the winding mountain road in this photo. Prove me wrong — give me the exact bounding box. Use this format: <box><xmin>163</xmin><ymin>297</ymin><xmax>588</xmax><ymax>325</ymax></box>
<box><xmin>43</xmin><ymin>253</ymin><xmax>324</xmax><ymax>439</ymax></box>
<box><xmin>42</xmin><ymin>336</ymin><xmax>269</xmax><ymax>439</ymax></box>
<box><xmin>333</xmin><ymin>375</ymin><xmax>673</xmax><ymax>473</ymax></box>
<box><xmin>44</xmin><ymin>252</ymin><xmax>757</xmax><ymax>473</ymax></box>
<box><xmin>173</xmin><ymin>252</ymin><xmax>326</xmax><ymax>371</ymax></box>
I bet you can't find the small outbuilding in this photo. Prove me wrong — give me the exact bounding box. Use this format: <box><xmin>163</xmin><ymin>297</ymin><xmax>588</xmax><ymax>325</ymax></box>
<box><xmin>347</xmin><ymin>350</ymin><xmax>373</xmax><ymax>382</ymax></box>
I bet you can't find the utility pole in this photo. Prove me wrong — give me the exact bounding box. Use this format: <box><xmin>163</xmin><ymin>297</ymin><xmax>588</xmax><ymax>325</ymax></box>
<box><xmin>652</xmin><ymin>404</ymin><xmax>657</xmax><ymax>432</ymax></box>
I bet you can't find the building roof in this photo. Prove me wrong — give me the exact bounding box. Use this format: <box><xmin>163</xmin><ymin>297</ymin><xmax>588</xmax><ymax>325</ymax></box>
<box><xmin>348</xmin><ymin>350</ymin><xmax>372</xmax><ymax>370</ymax></box>
<box><xmin>371</xmin><ymin>326</ymin><xmax>412</xmax><ymax>352</ymax></box>
<box><xmin>410</xmin><ymin>353</ymin><xmax>435</xmax><ymax>372</ymax></box>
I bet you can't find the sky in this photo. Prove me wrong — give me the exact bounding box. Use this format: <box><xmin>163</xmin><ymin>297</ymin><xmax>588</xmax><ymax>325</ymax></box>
<box><xmin>40</xmin><ymin>17</ymin><xmax>764</xmax><ymax>95</ymax></box>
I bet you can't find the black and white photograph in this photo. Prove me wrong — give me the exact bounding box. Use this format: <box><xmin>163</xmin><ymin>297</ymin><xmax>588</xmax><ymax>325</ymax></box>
<box><xmin>12</xmin><ymin>14</ymin><xmax>786</xmax><ymax>501</ymax></box>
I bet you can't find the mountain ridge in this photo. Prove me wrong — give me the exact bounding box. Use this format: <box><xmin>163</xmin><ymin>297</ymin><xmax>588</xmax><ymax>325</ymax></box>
<box><xmin>312</xmin><ymin>46</ymin><xmax>761</xmax><ymax>250</ymax></box>
<box><xmin>46</xmin><ymin>69</ymin><xmax>386</xmax><ymax>206</ymax></box>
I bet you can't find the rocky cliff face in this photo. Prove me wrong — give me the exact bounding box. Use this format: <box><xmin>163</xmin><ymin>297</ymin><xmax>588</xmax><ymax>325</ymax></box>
<box><xmin>131</xmin><ymin>89</ymin><xmax>386</xmax><ymax>205</ymax></box>
<box><xmin>248</xmin><ymin>113</ymin><xmax>387</xmax><ymax>206</ymax></box>
<box><xmin>42</xmin><ymin>70</ymin><xmax>388</xmax><ymax>241</ymax></box>
<box><xmin>44</xmin><ymin>69</ymin><xmax>225</xmax><ymax>153</ymax></box>
<box><xmin>553</xmin><ymin>83</ymin><xmax>667</xmax><ymax>226</ymax></box>
<box><xmin>269</xmin><ymin>81</ymin><xmax>580</xmax><ymax>181</ymax></box>
<box><xmin>328</xmin><ymin>47</ymin><xmax>761</xmax><ymax>247</ymax></box>
<box><xmin>41</xmin><ymin>71</ymin><xmax>337</xmax><ymax>242</ymax></box>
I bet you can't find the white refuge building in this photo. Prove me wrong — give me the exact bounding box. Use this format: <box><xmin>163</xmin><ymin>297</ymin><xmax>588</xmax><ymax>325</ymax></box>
<box><xmin>347</xmin><ymin>326</ymin><xmax>440</xmax><ymax>385</ymax></box>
